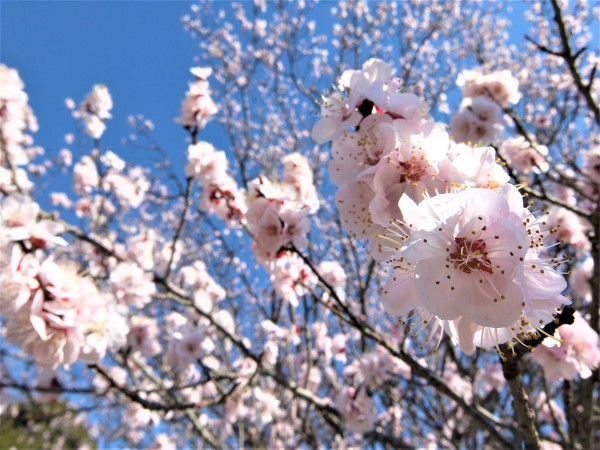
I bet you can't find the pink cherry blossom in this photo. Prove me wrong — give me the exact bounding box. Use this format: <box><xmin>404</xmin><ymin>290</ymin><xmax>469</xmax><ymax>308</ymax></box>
<box><xmin>441</xmin><ymin>142</ymin><xmax>510</xmax><ymax>189</ymax></box>
<box><xmin>328</xmin><ymin>113</ymin><xmax>396</xmax><ymax>186</ymax></box>
<box><xmin>457</xmin><ymin>68</ymin><xmax>521</xmax><ymax>106</ymax></box>
<box><xmin>582</xmin><ymin>144</ymin><xmax>600</xmax><ymax>182</ymax></box>
<box><xmin>335</xmin><ymin>386</ymin><xmax>377</xmax><ymax>434</ymax></box>
<box><xmin>109</xmin><ymin>261</ymin><xmax>156</xmax><ymax>308</ymax></box>
<box><xmin>500</xmin><ymin>136</ymin><xmax>549</xmax><ymax>175</ymax></box>
<box><xmin>381</xmin><ymin>184</ymin><xmax>569</xmax><ymax>354</ymax></box>
<box><xmin>451</xmin><ymin>96</ymin><xmax>503</xmax><ymax>146</ymax></box>
<box><xmin>530</xmin><ymin>311</ymin><xmax>600</xmax><ymax>381</ymax></box>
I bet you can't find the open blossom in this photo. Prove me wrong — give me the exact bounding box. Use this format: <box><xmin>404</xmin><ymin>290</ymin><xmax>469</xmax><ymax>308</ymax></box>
<box><xmin>530</xmin><ymin>312</ymin><xmax>600</xmax><ymax>381</ymax></box>
<box><xmin>246</xmin><ymin>171</ymin><xmax>315</xmax><ymax>264</ymax></box>
<box><xmin>344</xmin><ymin>345</ymin><xmax>411</xmax><ymax>389</ymax></box>
<box><xmin>500</xmin><ymin>136</ymin><xmax>549</xmax><ymax>175</ymax></box>
<box><xmin>185</xmin><ymin>141</ymin><xmax>229</xmax><ymax>184</ymax></box>
<box><xmin>440</xmin><ymin>142</ymin><xmax>510</xmax><ymax>189</ymax></box>
<box><xmin>102</xmin><ymin>168</ymin><xmax>149</xmax><ymax>209</ymax></box>
<box><xmin>381</xmin><ymin>184</ymin><xmax>569</xmax><ymax>354</ymax></box>
<box><xmin>457</xmin><ymin>68</ymin><xmax>521</xmax><ymax>106</ymax></box>
<box><xmin>316</xmin><ymin>260</ymin><xmax>347</xmax><ymax>301</ymax></box>
<box><xmin>166</xmin><ymin>315</ymin><xmax>214</xmax><ymax>369</ymax></box>
<box><xmin>543</xmin><ymin>205</ymin><xmax>591</xmax><ymax>255</ymax></box>
<box><xmin>253</xmin><ymin>387</ymin><xmax>282</xmax><ymax>425</ymax></box>
<box><xmin>312</xmin><ymin>58</ymin><xmax>427</xmax><ymax>144</ymax></box>
<box><xmin>0</xmin><ymin>65</ymin><xmax>39</xmax><ymax>160</ymax></box>
<box><xmin>127</xmin><ymin>316</ymin><xmax>162</xmax><ymax>357</ymax></box>
<box><xmin>328</xmin><ymin>113</ymin><xmax>396</xmax><ymax>186</ymax></box>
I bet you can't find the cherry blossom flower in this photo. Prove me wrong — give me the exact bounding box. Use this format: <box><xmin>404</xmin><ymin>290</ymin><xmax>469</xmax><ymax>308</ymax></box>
<box><xmin>381</xmin><ymin>184</ymin><xmax>569</xmax><ymax>354</ymax></box>
<box><xmin>440</xmin><ymin>142</ymin><xmax>510</xmax><ymax>190</ymax></box>
<box><xmin>3</xmin><ymin>255</ymin><xmax>126</xmax><ymax>368</ymax></box>
<box><xmin>530</xmin><ymin>311</ymin><xmax>600</xmax><ymax>381</ymax></box>
<box><xmin>335</xmin><ymin>386</ymin><xmax>377</xmax><ymax>434</ymax></box>
<box><xmin>0</xmin><ymin>65</ymin><xmax>38</xmax><ymax>160</ymax></box>
<box><xmin>312</xmin><ymin>58</ymin><xmax>425</xmax><ymax>144</ymax></box>
<box><xmin>187</xmin><ymin>142</ymin><xmax>247</xmax><ymax>225</ymax></box>
<box><xmin>500</xmin><ymin>136</ymin><xmax>549</xmax><ymax>175</ymax></box>
<box><xmin>582</xmin><ymin>144</ymin><xmax>600</xmax><ymax>182</ymax></box>
<box><xmin>282</xmin><ymin>152</ymin><xmax>320</xmax><ymax>213</ymax></box>
<box><xmin>268</xmin><ymin>251</ymin><xmax>316</xmax><ymax>307</ymax></box>
<box><xmin>451</xmin><ymin>96</ymin><xmax>503</xmax><ymax>146</ymax></box>
<box><xmin>253</xmin><ymin>387</ymin><xmax>282</xmax><ymax>425</ymax></box>
<box><xmin>328</xmin><ymin>113</ymin><xmax>396</xmax><ymax>186</ymax></box>
<box><xmin>457</xmin><ymin>68</ymin><xmax>521</xmax><ymax>107</ymax></box>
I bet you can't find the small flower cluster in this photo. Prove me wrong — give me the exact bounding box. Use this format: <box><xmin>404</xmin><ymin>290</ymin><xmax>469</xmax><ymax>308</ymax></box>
<box><xmin>316</xmin><ymin>59</ymin><xmax>570</xmax><ymax>355</ymax></box>
<box><xmin>185</xmin><ymin>141</ymin><xmax>246</xmax><ymax>225</ymax></box>
<box><xmin>451</xmin><ymin>69</ymin><xmax>520</xmax><ymax>146</ymax></box>
<box><xmin>530</xmin><ymin>311</ymin><xmax>600</xmax><ymax>382</ymax></box>
<box><xmin>74</xmin><ymin>84</ymin><xmax>113</xmax><ymax>139</ymax></box>
<box><xmin>499</xmin><ymin>135</ymin><xmax>549</xmax><ymax>175</ymax></box>
<box><xmin>245</xmin><ymin>153</ymin><xmax>321</xmax><ymax>306</ymax></box>
<box><xmin>178</xmin><ymin>67</ymin><xmax>218</xmax><ymax>130</ymax></box>
<box><xmin>1</xmin><ymin>197</ymin><xmax>128</xmax><ymax>367</ymax></box>
<box><xmin>0</xmin><ymin>65</ymin><xmax>39</xmax><ymax>192</ymax></box>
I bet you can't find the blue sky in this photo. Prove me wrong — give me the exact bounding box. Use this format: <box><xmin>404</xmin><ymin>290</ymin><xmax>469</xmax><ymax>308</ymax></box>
<box><xmin>2</xmin><ymin>1</ymin><xmax>201</xmax><ymax>173</ymax></box>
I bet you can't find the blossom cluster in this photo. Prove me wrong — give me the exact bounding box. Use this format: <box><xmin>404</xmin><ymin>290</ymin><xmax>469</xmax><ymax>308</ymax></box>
<box><xmin>315</xmin><ymin>59</ymin><xmax>571</xmax><ymax>356</ymax></box>
<box><xmin>186</xmin><ymin>140</ymin><xmax>246</xmax><ymax>224</ymax></box>
<box><xmin>178</xmin><ymin>67</ymin><xmax>218</xmax><ymax>130</ymax></box>
<box><xmin>0</xmin><ymin>196</ymin><xmax>128</xmax><ymax>367</ymax></box>
<box><xmin>450</xmin><ymin>69</ymin><xmax>520</xmax><ymax>146</ymax></box>
<box><xmin>72</xmin><ymin>84</ymin><xmax>113</xmax><ymax>140</ymax></box>
<box><xmin>530</xmin><ymin>311</ymin><xmax>600</xmax><ymax>382</ymax></box>
<box><xmin>0</xmin><ymin>64</ymin><xmax>39</xmax><ymax>192</ymax></box>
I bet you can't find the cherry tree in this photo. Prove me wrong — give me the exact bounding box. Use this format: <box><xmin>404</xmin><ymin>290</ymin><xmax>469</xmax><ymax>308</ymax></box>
<box><xmin>1</xmin><ymin>1</ymin><xmax>598</xmax><ymax>449</ymax></box>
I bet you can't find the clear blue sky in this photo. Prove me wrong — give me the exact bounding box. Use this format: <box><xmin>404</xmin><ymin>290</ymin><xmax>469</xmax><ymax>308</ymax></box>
<box><xmin>1</xmin><ymin>1</ymin><xmax>202</xmax><ymax>172</ymax></box>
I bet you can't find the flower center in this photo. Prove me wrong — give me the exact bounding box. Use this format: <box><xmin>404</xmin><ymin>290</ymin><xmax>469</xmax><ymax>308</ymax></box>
<box><xmin>449</xmin><ymin>237</ymin><xmax>493</xmax><ymax>274</ymax></box>
<box><xmin>399</xmin><ymin>157</ymin><xmax>428</xmax><ymax>183</ymax></box>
